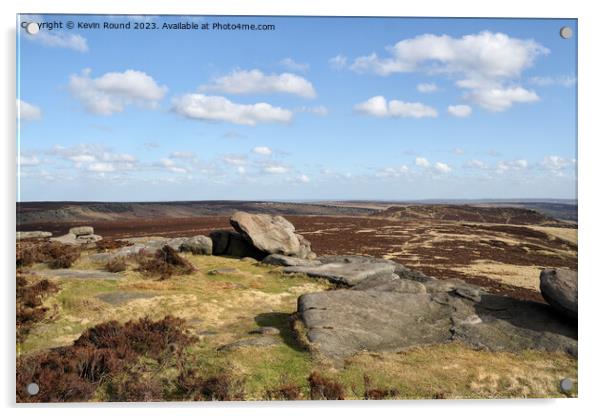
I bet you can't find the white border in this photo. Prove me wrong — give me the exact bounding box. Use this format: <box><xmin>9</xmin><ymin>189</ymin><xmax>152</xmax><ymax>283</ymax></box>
<box><xmin>2</xmin><ymin>1</ymin><xmax>600</xmax><ymax>415</ymax></box>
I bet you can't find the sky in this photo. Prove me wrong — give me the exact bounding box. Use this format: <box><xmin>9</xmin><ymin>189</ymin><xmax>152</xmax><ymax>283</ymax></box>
<box><xmin>17</xmin><ymin>15</ymin><xmax>577</xmax><ymax>202</ymax></box>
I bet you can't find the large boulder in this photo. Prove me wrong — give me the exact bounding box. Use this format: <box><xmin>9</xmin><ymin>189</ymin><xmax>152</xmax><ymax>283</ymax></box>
<box><xmin>284</xmin><ymin>262</ymin><xmax>395</xmax><ymax>286</ymax></box>
<box><xmin>262</xmin><ymin>254</ymin><xmax>321</xmax><ymax>267</ymax></box>
<box><xmin>51</xmin><ymin>226</ymin><xmax>102</xmax><ymax>245</ymax></box>
<box><xmin>540</xmin><ymin>268</ymin><xmax>578</xmax><ymax>319</ymax></box>
<box><xmin>297</xmin><ymin>280</ymin><xmax>577</xmax><ymax>362</ymax></box>
<box><xmin>179</xmin><ymin>235</ymin><xmax>213</xmax><ymax>255</ymax></box>
<box><xmin>230</xmin><ymin>212</ymin><xmax>315</xmax><ymax>259</ymax></box>
<box><xmin>209</xmin><ymin>230</ymin><xmax>265</xmax><ymax>259</ymax></box>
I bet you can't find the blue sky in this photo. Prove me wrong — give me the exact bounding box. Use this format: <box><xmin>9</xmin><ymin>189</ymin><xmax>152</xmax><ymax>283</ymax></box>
<box><xmin>17</xmin><ymin>15</ymin><xmax>577</xmax><ymax>201</ymax></box>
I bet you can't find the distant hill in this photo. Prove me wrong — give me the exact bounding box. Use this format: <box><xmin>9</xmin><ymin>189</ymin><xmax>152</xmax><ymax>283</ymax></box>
<box><xmin>373</xmin><ymin>204</ymin><xmax>573</xmax><ymax>227</ymax></box>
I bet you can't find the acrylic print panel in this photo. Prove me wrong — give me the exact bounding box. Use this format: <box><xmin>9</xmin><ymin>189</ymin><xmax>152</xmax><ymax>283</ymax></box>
<box><xmin>16</xmin><ymin>14</ymin><xmax>577</xmax><ymax>402</ymax></box>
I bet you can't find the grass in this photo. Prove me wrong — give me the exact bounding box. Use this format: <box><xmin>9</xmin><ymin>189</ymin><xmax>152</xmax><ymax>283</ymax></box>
<box><xmin>16</xmin><ymin>248</ymin><xmax>577</xmax><ymax>400</ymax></box>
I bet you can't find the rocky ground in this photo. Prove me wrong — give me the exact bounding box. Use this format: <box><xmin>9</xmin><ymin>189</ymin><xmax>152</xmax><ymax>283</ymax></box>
<box><xmin>16</xmin><ymin>209</ymin><xmax>578</xmax><ymax>401</ymax></box>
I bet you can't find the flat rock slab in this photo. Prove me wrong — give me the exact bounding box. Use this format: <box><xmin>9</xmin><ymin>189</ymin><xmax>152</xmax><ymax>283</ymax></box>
<box><xmin>96</xmin><ymin>292</ymin><xmax>158</xmax><ymax>305</ymax></box>
<box><xmin>284</xmin><ymin>262</ymin><xmax>395</xmax><ymax>286</ymax></box>
<box><xmin>217</xmin><ymin>336</ymin><xmax>280</xmax><ymax>352</ymax></box>
<box><xmin>33</xmin><ymin>269</ymin><xmax>122</xmax><ymax>280</ymax></box>
<box><xmin>262</xmin><ymin>254</ymin><xmax>321</xmax><ymax>267</ymax></box>
<box><xmin>298</xmin><ymin>289</ymin><xmax>577</xmax><ymax>362</ymax></box>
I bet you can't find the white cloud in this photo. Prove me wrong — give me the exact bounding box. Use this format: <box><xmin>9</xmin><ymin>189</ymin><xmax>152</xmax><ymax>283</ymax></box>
<box><xmin>376</xmin><ymin>165</ymin><xmax>409</xmax><ymax>178</ymax></box>
<box><xmin>69</xmin><ymin>69</ymin><xmax>167</xmax><ymax>115</ymax></box>
<box><xmin>298</xmin><ymin>174</ymin><xmax>310</xmax><ymax>183</ymax></box>
<box><xmin>434</xmin><ymin>162</ymin><xmax>452</xmax><ymax>174</ymax></box>
<box><xmin>296</xmin><ymin>105</ymin><xmax>329</xmax><ymax>116</ymax></box>
<box><xmin>465</xmin><ymin>159</ymin><xmax>487</xmax><ymax>169</ymax></box>
<box><xmin>17</xmin><ymin>99</ymin><xmax>42</xmax><ymax>121</ymax></box>
<box><xmin>496</xmin><ymin>159</ymin><xmax>528</xmax><ymax>173</ymax></box>
<box><xmin>222</xmin><ymin>155</ymin><xmax>247</xmax><ymax>166</ymax></box>
<box><xmin>529</xmin><ymin>75</ymin><xmax>576</xmax><ymax>87</ymax></box>
<box><xmin>355</xmin><ymin>96</ymin><xmax>438</xmax><ymax>118</ymax></box>
<box><xmin>348</xmin><ymin>31</ymin><xmax>548</xmax><ymax>111</ymax></box>
<box><xmin>88</xmin><ymin>162</ymin><xmax>116</xmax><ymax>172</ymax></box>
<box><xmin>329</xmin><ymin>54</ymin><xmax>348</xmax><ymax>70</ymax></box>
<box><xmin>465</xmin><ymin>86</ymin><xmax>539</xmax><ymax>112</ymax></box>
<box><xmin>19</xmin><ymin>155</ymin><xmax>40</xmax><ymax>166</ymax></box>
<box><xmin>417</xmin><ymin>83</ymin><xmax>438</xmax><ymax>93</ymax></box>
<box><xmin>263</xmin><ymin>164</ymin><xmax>288</xmax><ymax>174</ymax></box>
<box><xmin>26</xmin><ymin>30</ymin><xmax>88</xmax><ymax>52</ymax></box>
<box><xmin>415</xmin><ymin>157</ymin><xmax>430</xmax><ymax>168</ymax></box>
<box><xmin>172</xmin><ymin>94</ymin><xmax>293</xmax><ymax>126</ymax></box>
<box><xmin>280</xmin><ymin>58</ymin><xmax>309</xmax><ymax>72</ymax></box>
<box><xmin>69</xmin><ymin>154</ymin><xmax>96</xmax><ymax>163</ymax></box>
<box><xmin>447</xmin><ymin>104</ymin><xmax>472</xmax><ymax>117</ymax></box>
<box><xmin>159</xmin><ymin>158</ymin><xmax>188</xmax><ymax>173</ymax></box>
<box><xmin>541</xmin><ymin>155</ymin><xmax>573</xmax><ymax>171</ymax></box>
<box><xmin>199</xmin><ymin>69</ymin><xmax>316</xmax><ymax>98</ymax></box>
<box><xmin>253</xmin><ymin>146</ymin><xmax>272</xmax><ymax>156</ymax></box>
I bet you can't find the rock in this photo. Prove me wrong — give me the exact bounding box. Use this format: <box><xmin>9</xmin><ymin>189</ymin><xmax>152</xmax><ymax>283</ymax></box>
<box><xmin>209</xmin><ymin>230</ymin><xmax>265</xmax><ymax>259</ymax></box>
<box><xmin>540</xmin><ymin>268</ymin><xmax>578</xmax><ymax>319</ymax></box>
<box><xmin>249</xmin><ymin>326</ymin><xmax>280</xmax><ymax>335</ymax></box>
<box><xmin>166</xmin><ymin>237</ymin><xmax>188</xmax><ymax>251</ymax></box>
<box><xmin>51</xmin><ymin>232</ymin><xmax>102</xmax><ymax>245</ymax></box>
<box><xmin>352</xmin><ymin>273</ymin><xmax>427</xmax><ymax>294</ymax></box>
<box><xmin>297</xmin><ymin>288</ymin><xmax>577</xmax><ymax>362</ymax></box>
<box><xmin>283</xmin><ymin>262</ymin><xmax>395</xmax><ymax>286</ymax></box>
<box><xmin>17</xmin><ymin>231</ymin><xmax>52</xmax><ymax>240</ymax></box>
<box><xmin>69</xmin><ymin>226</ymin><xmax>94</xmax><ymax>237</ymax></box>
<box><xmin>179</xmin><ymin>235</ymin><xmax>212</xmax><ymax>255</ymax></box>
<box><xmin>262</xmin><ymin>254</ymin><xmax>321</xmax><ymax>267</ymax></box>
<box><xmin>318</xmin><ymin>255</ymin><xmax>433</xmax><ymax>282</ymax></box>
<box><xmin>230</xmin><ymin>211</ymin><xmax>315</xmax><ymax>258</ymax></box>
<box><xmin>217</xmin><ymin>336</ymin><xmax>280</xmax><ymax>352</ymax></box>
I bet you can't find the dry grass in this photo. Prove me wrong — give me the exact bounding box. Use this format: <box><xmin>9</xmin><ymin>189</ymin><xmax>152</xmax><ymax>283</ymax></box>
<box><xmin>450</xmin><ymin>261</ymin><xmax>543</xmax><ymax>290</ymax></box>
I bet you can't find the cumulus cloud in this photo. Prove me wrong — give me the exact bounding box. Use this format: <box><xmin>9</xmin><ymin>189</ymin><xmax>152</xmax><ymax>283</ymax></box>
<box><xmin>447</xmin><ymin>104</ymin><xmax>472</xmax><ymax>117</ymax></box>
<box><xmin>541</xmin><ymin>155</ymin><xmax>574</xmax><ymax>171</ymax></box>
<box><xmin>222</xmin><ymin>155</ymin><xmax>247</xmax><ymax>166</ymax></box>
<box><xmin>172</xmin><ymin>94</ymin><xmax>293</xmax><ymax>126</ymax></box>
<box><xmin>415</xmin><ymin>157</ymin><xmax>430</xmax><ymax>168</ymax></box>
<box><xmin>496</xmin><ymin>159</ymin><xmax>528</xmax><ymax>173</ymax></box>
<box><xmin>298</xmin><ymin>174</ymin><xmax>310</xmax><ymax>183</ymax></box>
<box><xmin>253</xmin><ymin>146</ymin><xmax>272</xmax><ymax>156</ymax></box>
<box><xmin>329</xmin><ymin>54</ymin><xmax>348</xmax><ymax>70</ymax></box>
<box><xmin>159</xmin><ymin>158</ymin><xmax>188</xmax><ymax>173</ymax></box>
<box><xmin>465</xmin><ymin>159</ymin><xmax>487</xmax><ymax>169</ymax></box>
<box><xmin>17</xmin><ymin>99</ymin><xmax>42</xmax><ymax>121</ymax></box>
<box><xmin>347</xmin><ymin>31</ymin><xmax>547</xmax><ymax>111</ymax></box>
<box><xmin>529</xmin><ymin>75</ymin><xmax>576</xmax><ymax>87</ymax></box>
<box><xmin>19</xmin><ymin>154</ymin><xmax>40</xmax><ymax>166</ymax></box>
<box><xmin>199</xmin><ymin>69</ymin><xmax>316</xmax><ymax>98</ymax></box>
<box><xmin>465</xmin><ymin>86</ymin><xmax>539</xmax><ymax>112</ymax></box>
<box><xmin>296</xmin><ymin>105</ymin><xmax>329</xmax><ymax>116</ymax></box>
<box><xmin>50</xmin><ymin>144</ymin><xmax>137</xmax><ymax>173</ymax></box>
<box><xmin>434</xmin><ymin>162</ymin><xmax>452</xmax><ymax>174</ymax></box>
<box><xmin>417</xmin><ymin>83</ymin><xmax>438</xmax><ymax>93</ymax></box>
<box><xmin>376</xmin><ymin>165</ymin><xmax>409</xmax><ymax>178</ymax></box>
<box><xmin>25</xmin><ymin>30</ymin><xmax>88</xmax><ymax>52</ymax></box>
<box><xmin>69</xmin><ymin>69</ymin><xmax>167</xmax><ymax>115</ymax></box>
<box><xmin>263</xmin><ymin>164</ymin><xmax>288</xmax><ymax>174</ymax></box>
<box><xmin>355</xmin><ymin>96</ymin><xmax>438</xmax><ymax>118</ymax></box>
<box><xmin>280</xmin><ymin>58</ymin><xmax>310</xmax><ymax>72</ymax></box>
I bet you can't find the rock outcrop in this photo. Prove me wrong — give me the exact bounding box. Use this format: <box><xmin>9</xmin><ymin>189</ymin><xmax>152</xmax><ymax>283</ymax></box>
<box><xmin>51</xmin><ymin>226</ymin><xmax>102</xmax><ymax>245</ymax></box>
<box><xmin>540</xmin><ymin>268</ymin><xmax>578</xmax><ymax>319</ymax></box>
<box><xmin>210</xmin><ymin>230</ymin><xmax>266</xmax><ymax>259</ymax></box>
<box><xmin>230</xmin><ymin>211</ymin><xmax>316</xmax><ymax>259</ymax></box>
<box><xmin>297</xmin><ymin>277</ymin><xmax>577</xmax><ymax>362</ymax></box>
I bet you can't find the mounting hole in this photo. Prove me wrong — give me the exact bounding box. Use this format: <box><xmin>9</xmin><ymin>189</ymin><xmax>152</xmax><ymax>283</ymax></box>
<box><xmin>26</xmin><ymin>382</ymin><xmax>39</xmax><ymax>396</ymax></box>
<box><xmin>560</xmin><ymin>378</ymin><xmax>574</xmax><ymax>392</ymax></box>
<box><xmin>560</xmin><ymin>26</ymin><xmax>573</xmax><ymax>39</ymax></box>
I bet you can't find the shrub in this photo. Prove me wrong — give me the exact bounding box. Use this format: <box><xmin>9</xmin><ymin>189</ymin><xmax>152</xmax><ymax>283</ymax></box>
<box><xmin>16</xmin><ymin>316</ymin><xmax>193</xmax><ymax>403</ymax></box>
<box><xmin>105</xmin><ymin>258</ymin><xmax>127</xmax><ymax>273</ymax></box>
<box><xmin>17</xmin><ymin>241</ymin><xmax>81</xmax><ymax>269</ymax></box>
<box><xmin>136</xmin><ymin>245</ymin><xmax>195</xmax><ymax>279</ymax></box>
<box><xmin>175</xmin><ymin>369</ymin><xmax>245</xmax><ymax>401</ymax></box>
<box><xmin>16</xmin><ymin>276</ymin><xmax>59</xmax><ymax>342</ymax></box>
<box><xmin>95</xmin><ymin>239</ymin><xmax>133</xmax><ymax>252</ymax></box>
<box><xmin>265</xmin><ymin>383</ymin><xmax>302</xmax><ymax>400</ymax></box>
<box><xmin>362</xmin><ymin>375</ymin><xmax>399</xmax><ymax>400</ymax></box>
<box><xmin>308</xmin><ymin>371</ymin><xmax>345</xmax><ymax>400</ymax></box>
<box><xmin>105</xmin><ymin>370</ymin><xmax>165</xmax><ymax>402</ymax></box>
